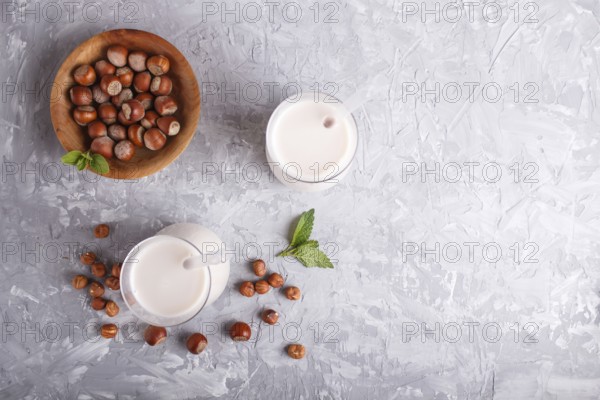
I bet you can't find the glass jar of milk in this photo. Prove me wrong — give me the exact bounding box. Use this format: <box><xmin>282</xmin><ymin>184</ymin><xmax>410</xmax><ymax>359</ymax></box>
<box><xmin>266</xmin><ymin>92</ymin><xmax>358</xmax><ymax>192</ymax></box>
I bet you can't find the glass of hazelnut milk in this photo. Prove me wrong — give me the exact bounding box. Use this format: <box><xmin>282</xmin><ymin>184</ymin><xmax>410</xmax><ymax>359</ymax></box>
<box><xmin>266</xmin><ymin>92</ymin><xmax>358</xmax><ymax>192</ymax></box>
<box><xmin>120</xmin><ymin>224</ymin><xmax>230</xmax><ymax>326</ymax></box>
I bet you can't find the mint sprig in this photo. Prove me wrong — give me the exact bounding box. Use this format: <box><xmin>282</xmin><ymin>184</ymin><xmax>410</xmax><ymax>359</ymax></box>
<box><xmin>61</xmin><ymin>150</ymin><xmax>109</xmax><ymax>174</ymax></box>
<box><xmin>278</xmin><ymin>209</ymin><xmax>334</xmax><ymax>268</ymax></box>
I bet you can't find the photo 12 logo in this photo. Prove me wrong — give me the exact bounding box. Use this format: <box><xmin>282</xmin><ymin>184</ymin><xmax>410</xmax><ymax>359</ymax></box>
<box><xmin>1</xmin><ymin>1</ymin><xmax>143</xmax><ymax>24</ymax></box>
<box><xmin>199</xmin><ymin>1</ymin><xmax>340</xmax><ymax>23</ymax></box>
<box><xmin>402</xmin><ymin>321</ymin><xmax>540</xmax><ymax>343</ymax></box>
<box><xmin>401</xmin><ymin>241</ymin><xmax>540</xmax><ymax>264</ymax></box>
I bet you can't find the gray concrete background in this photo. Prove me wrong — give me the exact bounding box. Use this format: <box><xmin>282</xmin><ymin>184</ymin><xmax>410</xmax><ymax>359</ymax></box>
<box><xmin>2</xmin><ymin>0</ymin><xmax>600</xmax><ymax>399</ymax></box>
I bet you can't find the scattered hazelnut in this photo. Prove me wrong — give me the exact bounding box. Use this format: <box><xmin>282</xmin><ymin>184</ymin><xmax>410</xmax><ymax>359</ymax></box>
<box><xmin>255</xmin><ymin>280</ymin><xmax>270</xmax><ymax>294</ymax></box>
<box><xmin>143</xmin><ymin>128</ymin><xmax>167</xmax><ymax>151</ymax></box>
<box><xmin>121</xmin><ymin>99</ymin><xmax>145</xmax><ymax>122</ymax></box>
<box><xmin>98</xmin><ymin>103</ymin><xmax>117</xmax><ymax>125</ymax></box>
<box><xmin>239</xmin><ymin>281</ymin><xmax>255</xmax><ymax>297</ymax></box>
<box><xmin>71</xmin><ymin>274</ymin><xmax>88</xmax><ymax>289</ymax></box>
<box><xmin>80</xmin><ymin>252</ymin><xmax>96</xmax><ymax>265</ymax></box>
<box><xmin>107</xmin><ymin>124</ymin><xmax>127</xmax><ymax>141</ymax></box>
<box><xmin>156</xmin><ymin>116</ymin><xmax>180</xmax><ymax>136</ymax></box>
<box><xmin>140</xmin><ymin>110</ymin><xmax>159</xmax><ymax>129</ymax></box>
<box><xmin>94</xmin><ymin>60</ymin><xmax>116</xmax><ymax>77</ymax></box>
<box><xmin>186</xmin><ymin>333</ymin><xmax>208</xmax><ymax>354</ymax></box>
<box><xmin>252</xmin><ymin>259</ymin><xmax>266</xmax><ymax>277</ymax></box>
<box><xmin>150</xmin><ymin>76</ymin><xmax>173</xmax><ymax>96</ymax></box>
<box><xmin>91</xmin><ymin>297</ymin><xmax>106</xmax><ymax>310</ymax></box>
<box><xmin>287</xmin><ymin>344</ymin><xmax>305</xmax><ymax>359</ymax></box>
<box><xmin>92</xmin><ymin>84</ymin><xmax>110</xmax><ymax>104</ymax></box>
<box><xmin>91</xmin><ymin>262</ymin><xmax>106</xmax><ymax>278</ymax></box>
<box><xmin>101</xmin><ymin>323</ymin><xmax>118</xmax><ymax>339</ymax></box>
<box><xmin>114</xmin><ymin>140</ymin><xmax>136</xmax><ymax>161</ymax></box>
<box><xmin>107</xmin><ymin>45</ymin><xmax>128</xmax><ymax>67</ymax></box>
<box><xmin>261</xmin><ymin>309</ymin><xmax>279</xmax><ymax>325</ymax></box>
<box><xmin>105</xmin><ymin>300</ymin><xmax>119</xmax><ymax>317</ymax></box>
<box><xmin>135</xmin><ymin>92</ymin><xmax>154</xmax><ymax>110</ymax></box>
<box><xmin>105</xmin><ymin>276</ymin><xmax>120</xmax><ymax>291</ymax></box>
<box><xmin>94</xmin><ymin>223</ymin><xmax>110</xmax><ymax>238</ymax></box>
<box><xmin>69</xmin><ymin>86</ymin><xmax>93</xmax><ymax>106</ymax></box>
<box><xmin>73</xmin><ymin>64</ymin><xmax>96</xmax><ymax>86</ymax></box>
<box><xmin>111</xmin><ymin>263</ymin><xmax>122</xmax><ymax>277</ymax></box>
<box><xmin>90</xmin><ymin>137</ymin><xmax>115</xmax><ymax>159</ymax></box>
<box><xmin>146</xmin><ymin>55</ymin><xmax>170</xmax><ymax>76</ymax></box>
<box><xmin>144</xmin><ymin>325</ymin><xmax>167</xmax><ymax>346</ymax></box>
<box><xmin>128</xmin><ymin>50</ymin><xmax>148</xmax><ymax>72</ymax></box>
<box><xmin>89</xmin><ymin>281</ymin><xmax>105</xmax><ymax>298</ymax></box>
<box><xmin>284</xmin><ymin>286</ymin><xmax>301</xmax><ymax>301</ymax></box>
<box><xmin>267</xmin><ymin>273</ymin><xmax>284</xmax><ymax>288</ymax></box>
<box><xmin>100</xmin><ymin>74</ymin><xmax>122</xmax><ymax>96</ymax></box>
<box><xmin>87</xmin><ymin>121</ymin><xmax>107</xmax><ymax>139</ymax></box>
<box><xmin>154</xmin><ymin>96</ymin><xmax>178</xmax><ymax>116</ymax></box>
<box><xmin>73</xmin><ymin>106</ymin><xmax>97</xmax><ymax>126</ymax></box>
<box><xmin>111</xmin><ymin>88</ymin><xmax>133</xmax><ymax>107</ymax></box>
<box><xmin>116</xmin><ymin>66</ymin><xmax>134</xmax><ymax>88</ymax></box>
<box><xmin>229</xmin><ymin>322</ymin><xmax>251</xmax><ymax>342</ymax></box>
<box><xmin>133</xmin><ymin>71</ymin><xmax>151</xmax><ymax>93</ymax></box>
<box><xmin>127</xmin><ymin>125</ymin><xmax>145</xmax><ymax>147</ymax></box>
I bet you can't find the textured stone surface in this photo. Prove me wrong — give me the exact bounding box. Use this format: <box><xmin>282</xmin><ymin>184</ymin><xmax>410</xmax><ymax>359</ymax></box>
<box><xmin>2</xmin><ymin>0</ymin><xmax>600</xmax><ymax>398</ymax></box>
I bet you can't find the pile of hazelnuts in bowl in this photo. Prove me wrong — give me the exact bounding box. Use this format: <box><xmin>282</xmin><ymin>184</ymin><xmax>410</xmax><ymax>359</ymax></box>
<box><xmin>70</xmin><ymin>45</ymin><xmax>181</xmax><ymax>161</ymax></box>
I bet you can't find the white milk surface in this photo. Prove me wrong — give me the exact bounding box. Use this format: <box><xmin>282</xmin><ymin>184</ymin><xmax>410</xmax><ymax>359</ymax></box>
<box><xmin>130</xmin><ymin>236</ymin><xmax>209</xmax><ymax>318</ymax></box>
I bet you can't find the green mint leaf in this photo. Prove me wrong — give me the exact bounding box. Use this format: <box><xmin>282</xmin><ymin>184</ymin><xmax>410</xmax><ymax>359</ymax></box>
<box><xmin>290</xmin><ymin>209</ymin><xmax>314</xmax><ymax>247</ymax></box>
<box><xmin>81</xmin><ymin>151</ymin><xmax>93</xmax><ymax>161</ymax></box>
<box><xmin>76</xmin><ymin>157</ymin><xmax>88</xmax><ymax>171</ymax></box>
<box><xmin>89</xmin><ymin>153</ymin><xmax>109</xmax><ymax>174</ymax></box>
<box><xmin>294</xmin><ymin>246</ymin><xmax>334</xmax><ymax>269</ymax></box>
<box><xmin>61</xmin><ymin>150</ymin><xmax>82</xmax><ymax>165</ymax></box>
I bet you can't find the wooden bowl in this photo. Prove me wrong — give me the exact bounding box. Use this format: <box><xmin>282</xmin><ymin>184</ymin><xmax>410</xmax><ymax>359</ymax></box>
<box><xmin>50</xmin><ymin>29</ymin><xmax>200</xmax><ymax>179</ymax></box>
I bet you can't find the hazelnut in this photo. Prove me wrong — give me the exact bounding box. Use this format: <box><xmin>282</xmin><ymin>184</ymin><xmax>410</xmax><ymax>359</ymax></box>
<box><xmin>287</xmin><ymin>344</ymin><xmax>305</xmax><ymax>359</ymax></box>
<box><xmin>87</xmin><ymin>121</ymin><xmax>107</xmax><ymax>139</ymax></box>
<box><xmin>73</xmin><ymin>106</ymin><xmax>97</xmax><ymax>126</ymax></box>
<box><xmin>121</xmin><ymin>99</ymin><xmax>145</xmax><ymax>122</ymax></box>
<box><xmin>69</xmin><ymin>86</ymin><xmax>93</xmax><ymax>106</ymax></box>
<box><xmin>100</xmin><ymin>74</ymin><xmax>122</xmax><ymax>96</ymax></box>
<box><xmin>89</xmin><ymin>281</ymin><xmax>105</xmax><ymax>298</ymax></box>
<box><xmin>91</xmin><ymin>262</ymin><xmax>106</xmax><ymax>278</ymax></box>
<box><xmin>105</xmin><ymin>276</ymin><xmax>120</xmax><ymax>291</ymax></box>
<box><xmin>127</xmin><ymin>125</ymin><xmax>145</xmax><ymax>147</ymax></box>
<box><xmin>116</xmin><ymin>66</ymin><xmax>134</xmax><ymax>88</ymax></box>
<box><xmin>154</xmin><ymin>96</ymin><xmax>178</xmax><ymax>116</ymax></box>
<box><xmin>146</xmin><ymin>55</ymin><xmax>170</xmax><ymax>76</ymax></box>
<box><xmin>140</xmin><ymin>110</ymin><xmax>159</xmax><ymax>129</ymax></box>
<box><xmin>107</xmin><ymin>45</ymin><xmax>128</xmax><ymax>67</ymax></box>
<box><xmin>111</xmin><ymin>263</ymin><xmax>122</xmax><ymax>277</ymax></box>
<box><xmin>117</xmin><ymin>111</ymin><xmax>136</xmax><ymax>126</ymax></box>
<box><xmin>91</xmin><ymin>297</ymin><xmax>106</xmax><ymax>310</ymax></box>
<box><xmin>111</xmin><ymin>88</ymin><xmax>133</xmax><ymax>107</ymax></box>
<box><xmin>105</xmin><ymin>300</ymin><xmax>119</xmax><ymax>317</ymax></box>
<box><xmin>94</xmin><ymin>59</ymin><xmax>116</xmax><ymax>77</ymax></box>
<box><xmin>150</xmin><ymin>76</ymin><xmax>173</xmax><ymax>96</ymax></box>
<box><xmin>284</xmin><ymin>286</ymin><xmax>301</xmax><ymax>301</ymax></box>
<box><xmin>239</xmin><ymin>281</ymin><xmax>255</xmax><ymax>297</ymax></box>
<box><xmin>186</xmin><ymin>333</ymin><xmax>208</xmax><ymax>354</ymax></box>
<box><xmin>98</xmin><ymin>103</ymin><xmax>117</xmax><ymax>124</ymax></box>
<box><xmin>108</xmin><ymin>124</ymin><xmax>127</xmax><ymax>141</ymax></box>
<box><xmin>90</xmin><ymin>137</ymin><xmax>115</xmax><ymax>159</ymax></box>
<box><xmin>128</xmin><ymin>50</ymin><xmax>148</xmax><ymax>72</ymax></box>
<box><xmin>133</xmin><ymin>71</ymin><xmax>151</xmax><ymax>93</ymax></box>
<box><xmin>101</xmin><ymin>323</ymin><xmax>118</xmax><ymax>339</ymax></box>
<box><xmin>143</xmin><ymin>128</ymin><xmax>167</xmax><ymax>151</ymax></box>
<box><xmin>71</xmin><ymin>274</ymin><xmax>88</xmax><ymax>289</ymax></box>
<box><xmin>252</xmin><ymin>259</ymin><xmax>266</xmax><ymax>277</ymax></box>
<box><xmin>144</xmin><ymin>325</ymin><xmax>167</xmax><ymax>346</ymax></box>
<box><xmin>114</xmin><ymin>140</ymin><xmax>136</xmax><ymax>161</ymax></box>
<box><xmin>255</xmin><ymin>280</ymin><xmax>270</xmax><ymax>294</ymax></box>
<box><xmin>73</xmin><ymin>64</ymin><xmax>96</xmax><ymax>86</ymax></box>
<box><xmin>229</xmin><ymin>322</ymin><xmax>251</xmax><ymax>342</ymax></box>
<box><xmin>135</xmin><ymin>92</ymin><xmax>154</xmax><ymax>110</ymax></box>
<box><xmin>156</xmin><ymin>117</ymin><xmax>180</xmax><ymax>136</ymax></box>
<box><xmin>80</xmin><ymin>252</ymin><xmax>96</xmax><ymax>265</ymax></box>
<box><xmin>261</xmin><ymin>309</ymin><xmax>279</xmax><ymax>325</ymax></box>
<box><xmin>267</xmin><ymin>273</ymin><xmax>284</xmax><ymax>288</ymax></box>
<box><xmin>94</xmin><ymin>223</ymin><xmax>110</xmax><ymax>238</ymax></box>
<box><xmin>92</xmin><ymin>84</ymin><xmax>110</xmax><ymax>104</ymax></box>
